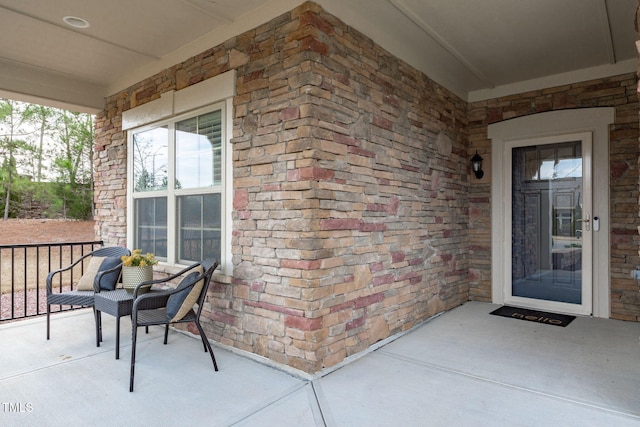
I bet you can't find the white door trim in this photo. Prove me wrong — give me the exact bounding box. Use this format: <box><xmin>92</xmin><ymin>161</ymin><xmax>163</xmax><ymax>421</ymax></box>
<box><xmin>488</xmin><ymin>108</ymin><xmax>614</xmax><ymax>318</ymax></box>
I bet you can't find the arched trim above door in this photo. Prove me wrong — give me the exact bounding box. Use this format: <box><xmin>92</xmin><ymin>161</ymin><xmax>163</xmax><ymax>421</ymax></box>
<box><xmin>488</xmin><ymin>108</ymin><xmax>614</xmax><ymax>318</ymax></box>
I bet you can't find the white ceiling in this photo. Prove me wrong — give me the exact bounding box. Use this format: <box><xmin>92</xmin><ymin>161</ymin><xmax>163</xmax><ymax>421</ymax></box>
<box><xmin>0</xmin><ymin>0</ymin><xmax>636</xmax><ymax>113</ymax></box>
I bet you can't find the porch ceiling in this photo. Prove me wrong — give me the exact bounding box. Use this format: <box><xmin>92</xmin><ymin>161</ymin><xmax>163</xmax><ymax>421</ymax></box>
<box><xmin>0</xmin><ymin>0</ymin><xmax>636</xmax><ymax>113</ymax></box>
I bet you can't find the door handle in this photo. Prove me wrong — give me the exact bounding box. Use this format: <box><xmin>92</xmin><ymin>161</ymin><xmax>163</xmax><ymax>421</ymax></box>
<box><xmin>583</xmin><ymin>214</ymin><xmax>590</xmax><ymax>232</ymax></box>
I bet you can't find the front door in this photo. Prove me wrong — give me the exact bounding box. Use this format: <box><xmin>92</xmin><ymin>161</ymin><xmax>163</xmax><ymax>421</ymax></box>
<box><xmin>505</xmin><ymin>133</ymin><xmax>592</xmax><ymax>316</ymax></box>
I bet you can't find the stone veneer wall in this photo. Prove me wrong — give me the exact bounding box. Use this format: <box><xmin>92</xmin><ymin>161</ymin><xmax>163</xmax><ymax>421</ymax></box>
<box><xmin>93</xmin><ymin>1</ymin><xmax>469</xmax><ymax>373</ymax></box>
<box><xmin>468</xmin><ymin>73</ymin><xmax>640</xmax><ymax>321</ymax></box>
<box><xmin>637</xmin><ymin>0</ymin><xmax>640</xmax><ymax>322</ymax></box>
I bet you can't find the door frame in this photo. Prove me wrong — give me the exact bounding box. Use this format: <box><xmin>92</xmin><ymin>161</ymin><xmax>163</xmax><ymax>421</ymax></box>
<box><xmin>488</xmin><ymin>108</ymin><xmax>614</xmax><ymax>318</ymax></box>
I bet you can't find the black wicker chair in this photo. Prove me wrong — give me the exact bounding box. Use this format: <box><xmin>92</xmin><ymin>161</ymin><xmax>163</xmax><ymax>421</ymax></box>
<box><xmin>129</xmin><ymin>260</ymin><xmax>219</xmax><ymax>392</ymax></box>
<box><xmin>46</xmin><ymin>246</ymin><xmax>130</xmax><ymax>340</ymax></box>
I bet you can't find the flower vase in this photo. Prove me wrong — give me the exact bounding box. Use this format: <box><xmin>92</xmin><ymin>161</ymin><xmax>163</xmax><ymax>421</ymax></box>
<box><xmin>122</xmin><ymin>265</ymin><xmax>154</xmax><ymax>295</ymax></box>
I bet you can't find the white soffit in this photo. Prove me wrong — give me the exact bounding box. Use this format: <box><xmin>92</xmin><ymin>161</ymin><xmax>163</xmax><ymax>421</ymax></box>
<box><xmin>0</xmin><ymin>0</ymin><xmax>636</xmax><ymax>110</ymax></box>
<box><xmin>469</xmin><ymin>59</ymin><xmax>636</xmax><ymax>102</ymax></box>
<box><xmin>107</xmin><ymin>0</ymin><xmax>301</xmax><ymax>96</ymax></box>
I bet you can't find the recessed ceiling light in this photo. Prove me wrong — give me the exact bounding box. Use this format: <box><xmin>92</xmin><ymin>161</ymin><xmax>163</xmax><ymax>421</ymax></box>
<box><xmin>63</xmin><ymin>16</ymin><xmax>90</xmax><ymax>29</ymax></box>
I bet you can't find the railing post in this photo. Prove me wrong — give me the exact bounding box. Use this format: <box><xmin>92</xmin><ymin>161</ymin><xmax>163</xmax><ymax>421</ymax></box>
<box><xmin>10</xmin><ymin>247</ymin><xmax>15</xmax><ymax>320</ymax></box>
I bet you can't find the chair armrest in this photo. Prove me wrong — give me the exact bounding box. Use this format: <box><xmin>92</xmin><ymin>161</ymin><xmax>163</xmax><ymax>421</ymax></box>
<box><xmin>131</xmin><ymin>263</ymin><xmax>202</xmax><ymax>298</ymax></box>
<box><xmin>45</xmin><ymin>251</ymin><xmax>95</xmax><ymax>294</ymax></box>
<box><xmin>132</xmin><ymin>285</ymin><xmax>184</xmax><ymax>313</ymax></box>
<box><xmin>132</xmin><ymin>291</ymin><xmax>171</xmax><ymax>311</ymax></box>
<box><xmin>132</xmin><ymin>263</ymin><xmax>203</xmax><ymax>310</ymax></box>
<box><xmin>93</xmin><ymin>262</ymin><xmax>124</xmax><ymax>293</ymax></box>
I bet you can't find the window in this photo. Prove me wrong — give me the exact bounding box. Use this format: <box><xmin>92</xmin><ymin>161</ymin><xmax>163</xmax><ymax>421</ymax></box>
<box><xmin>129</xmin><ymin>103</ymin><xmax>227</xmax><ymax>266</ymax></box>
<box><xmin>521</xmin><ymin>142</ymin><xmax>582</xmax><ymax>181</ymax></box>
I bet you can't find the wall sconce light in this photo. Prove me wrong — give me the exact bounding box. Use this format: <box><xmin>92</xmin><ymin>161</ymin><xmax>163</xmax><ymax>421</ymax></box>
<box><xmin>471</xmin><ymin>151</ymin><xmax>484</xmax><ymax>179</ymax></box>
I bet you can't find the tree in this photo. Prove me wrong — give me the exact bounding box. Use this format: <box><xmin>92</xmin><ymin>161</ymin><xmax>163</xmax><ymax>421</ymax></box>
<box><xmin>22</xmin><ymin>104</ymin><xmax>57</xmax><ymax>182</ymax></box>
<box><xmin>0</xmin><ymin>100</ymin><xmax>31</xmax><ymax>220</ymax></box>
<box><xmin>0</xmin><ymin>99</ymin><xmax>95</xmax><ymax>220</ymax></box>
<box><xmin>50</xmin><ymin>110</ymin><xmax>94</xmax><ymax>219</ymax></box>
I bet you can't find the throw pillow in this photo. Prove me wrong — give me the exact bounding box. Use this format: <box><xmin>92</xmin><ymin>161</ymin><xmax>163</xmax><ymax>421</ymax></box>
<box><xmin>166</xmin><ymin>272</ymin><xmax>200</xmax><ymax>322</ymax></box>
<box><xmin>76</xmin><ymin>256</ymin><xmax>106</xmax><ymax>291</ymax></box>
<box><xmin>95</xmin><ymin>256</ymin><xmax>123</xmax><ymax>291</ymax></box>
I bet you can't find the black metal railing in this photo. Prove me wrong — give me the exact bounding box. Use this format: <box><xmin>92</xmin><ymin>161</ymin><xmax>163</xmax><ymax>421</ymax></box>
<box><xmin>0</xmin><ymin>241</ymin><xmax>103</xmax><ymax>321</ymax></box>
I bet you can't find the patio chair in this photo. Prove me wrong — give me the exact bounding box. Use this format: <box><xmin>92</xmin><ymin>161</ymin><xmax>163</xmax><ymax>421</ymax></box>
<box><xmin>46</xmin><ymin>246</ymin><xmax>131</xmax><ymax>340</ymax></box>
<box><xmin>129</xmin><ymin>260</ymin><xmax>219</xmax><ymax>392</ymax></box>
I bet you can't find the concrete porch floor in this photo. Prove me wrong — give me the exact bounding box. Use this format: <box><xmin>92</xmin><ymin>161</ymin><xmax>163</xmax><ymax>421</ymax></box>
<box><xmin>1</xmin><ymin>301</ymin><xmax>640</xmax><ymax>426</ymax></box>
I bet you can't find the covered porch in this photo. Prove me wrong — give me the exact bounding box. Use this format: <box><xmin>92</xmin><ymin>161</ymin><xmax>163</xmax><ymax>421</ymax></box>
<box><xmin>2</xmin><ymin>301</ymin><xmax>639</xmax><ymax>426</ymax></box>
<box><xmin>0</xmin><ymin>0</ymin><xmax>638</xmax><ymax>376</ymax></box>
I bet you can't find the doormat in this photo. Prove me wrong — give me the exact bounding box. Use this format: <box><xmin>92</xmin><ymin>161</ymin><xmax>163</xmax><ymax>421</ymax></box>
<box><xmin>490</xmin><ymin>306</ymin><xmax>575</xmax><ymax>327</ymax></box>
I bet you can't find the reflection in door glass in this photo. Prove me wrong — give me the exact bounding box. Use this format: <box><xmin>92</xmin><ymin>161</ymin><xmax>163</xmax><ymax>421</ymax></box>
<box><xmin>511</xmin><ymin>141</ymin><xmax>582</xmax><ymax>304</ymax></box>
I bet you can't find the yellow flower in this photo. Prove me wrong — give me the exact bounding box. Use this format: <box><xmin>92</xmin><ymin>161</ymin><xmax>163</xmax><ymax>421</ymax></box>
<box><xmin>120</xmin><ymin>249</ymin><xmax>158</xmax><ymax>267</ymax></box>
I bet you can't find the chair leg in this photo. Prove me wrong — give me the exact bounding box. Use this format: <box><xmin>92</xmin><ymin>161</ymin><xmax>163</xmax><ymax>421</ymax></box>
<box><xmin>164</xmin><ymin>324</ymin><xmax>169</xmax><ymax>345</ymax></box>
<box><xmin>95</xmin><ymin>309</ymin><xmax>101</xmax><ymax>347</ymax></box>
<box><xmin>46</xmin><ymin>303</ymin><xmax>50</xmax><ymax>340</ymax></box>
<box><xmin>130</xmin><ymin>323</ymin><xmax>138</xmax><ymax>392</ymax></box>
<box><xmin>115</xmin><ymin>316</ymin><xmax>121</xmax><ymax>360</ymax></box>
<box><xmin>98</xmin><ymin>308</ymin><xmax>103</xmax><ymax>342</ymax></box>
<box><xmin>195</xmin><ymin>320</ymin><xmax>218</xmax><ymax>371</ymax></box>
<box><xmin>196</xmin><ymin>322</ymin><xmax>207</xmax><ymax>352</ymax></box>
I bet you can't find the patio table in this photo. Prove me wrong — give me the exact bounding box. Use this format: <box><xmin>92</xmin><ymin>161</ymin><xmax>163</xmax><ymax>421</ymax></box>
<box><xmin>95</xmin><ymin>289</ymin><xmax>168</xmax><ymax>359</ymax></box>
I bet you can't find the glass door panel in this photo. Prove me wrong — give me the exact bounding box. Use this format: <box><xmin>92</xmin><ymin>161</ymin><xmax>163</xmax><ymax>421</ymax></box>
<box><xmin>511</xmin><ymin>141</ymin><xmax>584</xmax><ymax>305</ymax></box>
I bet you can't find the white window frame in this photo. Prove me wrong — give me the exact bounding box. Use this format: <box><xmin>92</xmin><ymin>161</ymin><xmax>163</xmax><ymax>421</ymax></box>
<box><xmin>123</xmin><ymin>71</ymin><xmax>235</xmax><ymax>274</ymax></box>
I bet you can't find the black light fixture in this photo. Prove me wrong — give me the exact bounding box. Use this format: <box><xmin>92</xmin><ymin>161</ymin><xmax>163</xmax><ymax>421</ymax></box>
<box><xmin>471</xmin><ymin>151</ymin><xmax>484</xmax><ymax>179</ymax></box>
